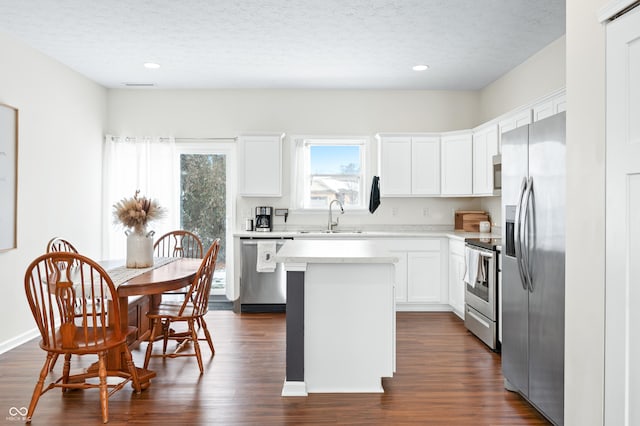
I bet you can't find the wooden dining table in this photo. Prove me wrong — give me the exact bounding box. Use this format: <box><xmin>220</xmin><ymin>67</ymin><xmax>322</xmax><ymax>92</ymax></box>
<box><xmin>102</xmin><ymin>257</ymin><xmax>202</xmax><ymax>389</ymax></box>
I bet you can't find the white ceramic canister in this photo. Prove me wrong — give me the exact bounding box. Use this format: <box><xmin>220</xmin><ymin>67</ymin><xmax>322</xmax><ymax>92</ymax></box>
<box><xmin>479</xmin><ymin>221</ymin><xmax>491</xmax><ymax>233</ymax></box>
<box><xmin>125</xmin><ymin>229</ymin><xmax>155</xmax><ymax>268</ymax></box>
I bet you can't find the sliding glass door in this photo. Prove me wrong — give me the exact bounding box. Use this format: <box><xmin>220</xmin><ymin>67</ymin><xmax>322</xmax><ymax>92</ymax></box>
<box><xmin>177</xmin><ymin>141</ymin><xmax>235</xmax><ymax>296</ymax></box>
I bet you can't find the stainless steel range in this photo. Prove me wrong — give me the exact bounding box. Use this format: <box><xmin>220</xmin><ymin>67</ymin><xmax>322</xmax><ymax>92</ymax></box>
<box><xmin>464</xmin><ymin>237</ymin><xmax>500</xmax><ymax>351</ymax></box>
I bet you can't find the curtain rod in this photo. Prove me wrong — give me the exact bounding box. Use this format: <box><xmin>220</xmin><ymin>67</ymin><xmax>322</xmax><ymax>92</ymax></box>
<box><xmin>176</xmin><ymin>137</ymin><xmax>238</xmax><ymax>141</ymax></box>
<box><xmin>109</xmin><ymin>136</ymin><xmax>237</xmax><ymax>142</ymax></box>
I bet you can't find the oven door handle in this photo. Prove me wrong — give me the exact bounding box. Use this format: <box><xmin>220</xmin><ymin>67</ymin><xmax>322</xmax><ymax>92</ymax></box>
<box><xmin>514</xmin><ymin>177</ymin><xmax>529</xmax><ymax>290</ymax></box>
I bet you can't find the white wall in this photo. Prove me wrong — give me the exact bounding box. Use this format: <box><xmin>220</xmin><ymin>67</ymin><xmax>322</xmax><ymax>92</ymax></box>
<box><xmin>107</xmin><ymin>89</ymin><xmax>484</xmax><ymax>231</ymax></box>
<box><xmin>479</xmin><ymin>35</ymin><xmax>566</xmax><ymax>123</ymax></box>
<box><xmin>0</xmin><ymin>32</ymin><xmax>106</xmax><ymax>352</ymax></box>
<box><xmin>565</xmin><ymin>1</ymin><xmax>607</xmax><ymax>424</ymax></box>
<box><xmin>475</xmin><ymin>36</ymin><xmax>567</xmax><ymax>229</ymax></box>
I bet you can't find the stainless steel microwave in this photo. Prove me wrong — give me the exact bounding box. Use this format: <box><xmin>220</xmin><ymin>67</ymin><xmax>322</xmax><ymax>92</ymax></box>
<box><xmin>492</xmin><ymin>154</ymin><xmax>501</xmax><ymax>195</ymax></box>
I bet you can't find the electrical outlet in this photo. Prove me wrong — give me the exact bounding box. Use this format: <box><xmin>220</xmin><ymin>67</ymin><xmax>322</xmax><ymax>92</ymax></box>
<box><xmin>423</xmin><ymin>207</ymin><xmax>430</xmax><ymax>217</ymax></box>
<box><xmin>392</xmin><ymin>207</ymin><xmax>398</xmax><ymax>216</ymax></box>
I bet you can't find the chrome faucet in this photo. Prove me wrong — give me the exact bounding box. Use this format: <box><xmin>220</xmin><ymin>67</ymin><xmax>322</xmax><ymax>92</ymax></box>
<box><xmin>328</xmin><ymin>199</ymin><xmax>344</xmax><ymax>232</ymax></box>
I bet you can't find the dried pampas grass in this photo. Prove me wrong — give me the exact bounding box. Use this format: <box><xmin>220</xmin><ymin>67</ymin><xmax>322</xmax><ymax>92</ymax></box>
<box><xmin>113</xmin><ymin>190</ymin><xmax>166</xmax><ymax>233</ymax></box>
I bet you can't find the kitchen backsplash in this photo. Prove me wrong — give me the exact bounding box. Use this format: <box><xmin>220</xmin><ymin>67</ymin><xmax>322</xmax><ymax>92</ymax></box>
<box><xmin>236</xmin><ymin>196</ymin><xmax>500</xmax><ymax>232</ymax></box>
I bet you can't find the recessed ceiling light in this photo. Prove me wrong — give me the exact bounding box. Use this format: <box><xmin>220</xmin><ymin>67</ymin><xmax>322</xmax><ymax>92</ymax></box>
<box><xmin>412</xmin><ymin>64</ymin><xmax>429</xmax><ymax>71</ymax></box>
<box><xmin>144</xmin><ymin>62</ymin><xmax>160</xmax><ymax>69</ymax></box>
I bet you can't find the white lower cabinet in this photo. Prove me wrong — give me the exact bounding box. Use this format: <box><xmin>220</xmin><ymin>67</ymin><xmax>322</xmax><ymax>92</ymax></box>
<box><xmin>385</xmin><ymin>238</ymin><xmax>448</xmax><ymax>311</ymax></box>
<box><xmin>448</xmin><ymin>239</ymin><xmax>466</xmax><ymax>319</ymax></box>
<box><xmin>391</xmin><ymin>251</ymin><xmax>408</xmax><ymax>303</ymax></box>
<box><xmin>407</xmin><ymin>251</ymin><xmax>442</xmax><ymax>303</ymax></box>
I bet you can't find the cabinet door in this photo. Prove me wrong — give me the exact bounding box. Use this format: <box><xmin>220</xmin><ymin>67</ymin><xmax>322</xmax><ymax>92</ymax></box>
<box><xmin>407</xmin><ymin>251</ymin><xmax>442</xmax><ymax>303</ymax></box>
<box><xmin>239</xmin><ymin>135</ymin><xmax>282</xmax><ymax>196</ymax></box>
<box><xmin>411</xmin><ymin>136</ymin><xmax>440</xmax><ymax>195</ymax></box>
<box><xmin>473</xmin><ymin>125</ymin><xmax>498</xmax><ymax>195</ymax></box>
<box><xmin>379</xmin><ymin>137</ymin><xmax>412</xmax><ymax>196</ymax></box>
<box><xmin>533</xmin><ymin>92</ymin><xmax>567</xmax><ymax>122</ymax></box>
<box><xmin>391</xmin><ymin>251</ymin><xmax>408</xmax><ymax>302</ymax></box>
<box><xmin>441</xmin><ymin>133</ymin><xmax>473</xmax><ymax>196</ymax></box>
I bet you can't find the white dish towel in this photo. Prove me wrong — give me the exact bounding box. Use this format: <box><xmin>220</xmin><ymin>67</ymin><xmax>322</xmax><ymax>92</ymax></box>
<box><xmin>256</xmin><ymin>241</ymin><xmax>277</xmax><ymax>273</ymax></box>
<box><xmin>463</xmin><ymin>247</ymin><xmax>484</xmax><ymax>288</ymax></box>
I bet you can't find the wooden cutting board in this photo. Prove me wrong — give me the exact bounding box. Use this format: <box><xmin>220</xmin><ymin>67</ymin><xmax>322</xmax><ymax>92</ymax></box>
<box><xmin>461</xmin><ymin>213</ymin><xmax>490</xmax><ymax>232</ymax></box>
<box><xmin>454</xmin><ymin>210</ymin><xmax>487</xmax><ymax>231</ymax></box>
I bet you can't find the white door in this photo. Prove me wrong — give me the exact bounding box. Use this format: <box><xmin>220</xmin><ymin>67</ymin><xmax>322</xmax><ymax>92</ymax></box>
<box><xmin>605</xmin><ymin>7</ymin><xmax>640</xmax><ymax>425</ymax></box>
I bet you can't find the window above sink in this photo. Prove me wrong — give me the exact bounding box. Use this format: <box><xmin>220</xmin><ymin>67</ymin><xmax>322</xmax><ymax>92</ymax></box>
<box><xmin>291</xmin><ymin>135</ymin><xmax>370</xmax><ymax>212</ymax></box>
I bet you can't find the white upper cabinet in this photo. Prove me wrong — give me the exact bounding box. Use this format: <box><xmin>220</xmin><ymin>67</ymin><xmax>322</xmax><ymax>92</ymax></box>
<box><xmin>440</xmin><ymin>131</ymin><xmax>473</xmax><ymax>196</ymax></box>
<box><xmin>532</xmin><ymin>89</ymin><xmax>567</xmax><ymax>122</ymax></box>
<box><xmin>411</xmin><ymin>136</ymin><xmax>440</xmax><ymax>195</ymax></box>
<box><xmin>375</xmin><ymin>88</ymin><xmax>566</xmax><ymax>199</ymax></box>
<box><xmin>378</xmin><ymin>134</ymin><xmax>440</xmax><ymax>196</ymax></box>
<box><xmin>472</xmin><ymin>123</ymin><xmax>498</xmax><ymax>195</ymax></box>
<box><xmin>238</xmin><ymin>134</ymin><xmax>283</xmax><ymax>197</ymax></box>
<box><xmin>379</xmin><ymin>136</ymin><xmax>412</xmax><ymax>195</ymax></box>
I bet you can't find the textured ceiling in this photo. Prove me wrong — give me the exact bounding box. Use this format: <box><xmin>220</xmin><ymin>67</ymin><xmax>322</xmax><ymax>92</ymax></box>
<box><xmin>0</xmin><ymin>0</ymin><xmax>565</xmax><ymax>90</ymax></box>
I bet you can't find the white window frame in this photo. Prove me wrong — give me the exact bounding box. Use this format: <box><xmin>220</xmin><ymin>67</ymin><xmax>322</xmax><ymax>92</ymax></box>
<box><xmin>291</xmin><ymin>135</ymin><xmax>370</xmax><ymax>212</ymax></box>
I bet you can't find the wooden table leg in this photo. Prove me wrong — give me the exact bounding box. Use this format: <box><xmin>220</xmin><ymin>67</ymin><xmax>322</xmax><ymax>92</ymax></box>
<box><xmin>96</xmin><ymin>297</ymin><xmax>157</xmax><ymax>390</ymax></box>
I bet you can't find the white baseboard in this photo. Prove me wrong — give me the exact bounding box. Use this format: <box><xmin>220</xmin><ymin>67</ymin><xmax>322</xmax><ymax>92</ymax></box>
<box><xmin>395</xmin><ymin>303</ymin><xmax>453</xmax><ymax>312</ymax></box>
<box><xmin>281</xmin><ymin>380</ymin><xmax>308</xmax><ymax>396</ymax></box>
<box><xmin>0</xmin><ymin>327</ymin><xmax>39</xmax><ymax>355</ymax></box>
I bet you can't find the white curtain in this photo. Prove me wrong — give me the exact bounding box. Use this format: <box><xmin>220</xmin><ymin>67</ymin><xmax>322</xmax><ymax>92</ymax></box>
<box><xmin>102</xmin><ymin>135</ymin><xmax>178</xmax><ymax>259</ymax></box>
<box><xmin>290</xmin><ymin>137</ymin><xmax>307</xmax><ymax>210</ymax></box>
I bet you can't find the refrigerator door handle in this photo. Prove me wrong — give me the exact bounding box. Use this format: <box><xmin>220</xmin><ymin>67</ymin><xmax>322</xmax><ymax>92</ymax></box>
<box><xmin>522</xmin><ymin>176</ymin><xmax>534</xmax><ymax>292</ymax></box>
<box><xmin>514</xmin><ymin>177</ymin><xmax>529</xmax><ymax>290</ymax></box>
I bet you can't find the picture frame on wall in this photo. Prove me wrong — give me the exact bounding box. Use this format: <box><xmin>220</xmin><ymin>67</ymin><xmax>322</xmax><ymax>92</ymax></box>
<box><xmin>0</xmin><ymin>103</ymin><xmax>18</xmax><ymax>251</ymax></box>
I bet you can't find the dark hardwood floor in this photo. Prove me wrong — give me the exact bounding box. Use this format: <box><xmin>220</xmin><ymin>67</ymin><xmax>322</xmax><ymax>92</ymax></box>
<box><xmin>0</xmin><ymin>312</ymin><xmax>549</xmax><ymax>425</ymax></box>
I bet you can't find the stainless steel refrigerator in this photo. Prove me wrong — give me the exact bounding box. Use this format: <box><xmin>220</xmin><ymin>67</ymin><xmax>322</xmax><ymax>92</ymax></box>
<box><xmin>501</xmin><ymin>112</ymin><xmax>565</xmax><ymax>425</ymax></box>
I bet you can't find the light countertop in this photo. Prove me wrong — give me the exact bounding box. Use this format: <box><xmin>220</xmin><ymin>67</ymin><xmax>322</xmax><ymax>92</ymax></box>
<box><xmin>235</xmin><ymin>229</ymin><xmax>500</xmax><ymax>241</ymax></box>
<box><xmin>275</xmin><ymin>239</ymin><xmax>399</xmax><ymax>264</ymax></box>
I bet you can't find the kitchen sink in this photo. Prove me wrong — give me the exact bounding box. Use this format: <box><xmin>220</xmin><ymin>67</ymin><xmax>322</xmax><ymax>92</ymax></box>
<box><xmin>297</xmin><ymin>230</ymin><xmax>363</xmax><ymax>234</ymax></box>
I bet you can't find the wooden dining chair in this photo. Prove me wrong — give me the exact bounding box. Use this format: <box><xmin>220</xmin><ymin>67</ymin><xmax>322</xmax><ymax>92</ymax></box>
<box><xmin>45</xmin><ymin>237</ymin><xmax>81</xmax><ymax>371</ymax></box>
<box><xmin>24</xmin><ymin>251</ymin><xmax>141</xmax><ymax>424</ymax></box>
<box><xmin>154</xmin><ymin>230</ymin><xmax>204</xmax><ymax>302</ymax></box>
<box><xmin>144</xmin><ymin>239</ymin><xmax>220</xmax><ymax>374</ymax></box>
<box><xmin>46</xmin><ymin>236</ymin><xmax>79</xmax><ymax>255</ymax></box>
<box><xmin>154</xmin><ymin>230</ymin><xmax>203</xmax><ymax>259</ymax></box>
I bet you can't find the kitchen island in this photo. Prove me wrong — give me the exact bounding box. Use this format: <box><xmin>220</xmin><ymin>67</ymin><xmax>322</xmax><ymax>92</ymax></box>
<box><xmin>276</xmin><ymin>239</ymin><xmax>398</xmax><ymax>396</ymax></box>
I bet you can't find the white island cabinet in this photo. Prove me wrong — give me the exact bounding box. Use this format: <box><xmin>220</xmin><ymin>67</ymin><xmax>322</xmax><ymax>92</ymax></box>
<box><xmin>276</xmin><ymin>239</ymin><xmax>398</xmax><ymax>396</ymax></box>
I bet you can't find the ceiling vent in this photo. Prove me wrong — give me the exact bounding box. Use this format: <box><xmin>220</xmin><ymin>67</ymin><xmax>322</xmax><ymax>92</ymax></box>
<box><xmin>123</xmin><ymin>82</ymin><xmax>156</xmax><ymax>87</ymax></box>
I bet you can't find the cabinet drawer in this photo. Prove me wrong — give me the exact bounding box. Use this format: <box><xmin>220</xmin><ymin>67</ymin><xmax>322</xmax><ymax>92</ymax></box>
<box><xmin>383</xmin><ymin>238</ymin><xmax>441</xmax><ymax>251</ymax></box>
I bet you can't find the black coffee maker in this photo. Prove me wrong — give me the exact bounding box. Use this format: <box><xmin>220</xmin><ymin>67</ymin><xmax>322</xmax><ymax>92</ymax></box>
<box><xmin>255</xmin><ymin>206</ymin><xmax>273</xmax><ymax>232</ymax></box>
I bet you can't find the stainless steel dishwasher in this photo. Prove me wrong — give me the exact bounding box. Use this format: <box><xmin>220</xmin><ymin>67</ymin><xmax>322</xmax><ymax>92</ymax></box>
<box><xmin>239</xmin><ymin>237</ymin><xmax>292</xmax><ymax>312</ymax></box>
